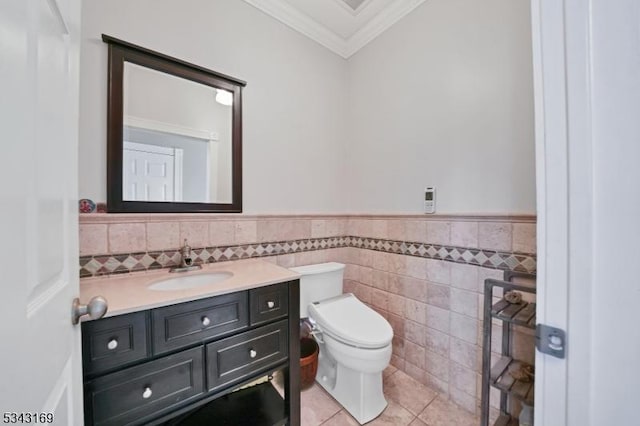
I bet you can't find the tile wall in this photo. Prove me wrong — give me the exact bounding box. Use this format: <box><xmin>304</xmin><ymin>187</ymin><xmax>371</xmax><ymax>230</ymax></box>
<box><xmin>78</xmin><ymin>213</ymin><xmax>536</xmax><ymax>419</ymax></box>
<box><xmin>339</xmin><ymin>218</ymin><xmax>536</xmax><ymax>421</ymax></box>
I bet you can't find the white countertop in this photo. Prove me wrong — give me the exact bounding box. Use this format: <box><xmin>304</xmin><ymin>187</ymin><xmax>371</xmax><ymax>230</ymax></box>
<box><xmin>79</xmin><ymin>259</ymin><xmax>300</xmax><ymax>320</ymax></box>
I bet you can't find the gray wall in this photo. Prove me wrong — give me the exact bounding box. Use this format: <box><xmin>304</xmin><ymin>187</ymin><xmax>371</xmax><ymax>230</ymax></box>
<box><xmin>346</xmin><ymin>0</ymin><xmax>536</xmax><ymax>213</ymax></box>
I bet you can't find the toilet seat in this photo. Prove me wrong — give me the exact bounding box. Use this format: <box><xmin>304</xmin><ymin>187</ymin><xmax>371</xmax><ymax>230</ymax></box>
<box><xmin>308</xmin><ymin>294</ymin><xmax>393</xmax><ymax>349</ymax></box>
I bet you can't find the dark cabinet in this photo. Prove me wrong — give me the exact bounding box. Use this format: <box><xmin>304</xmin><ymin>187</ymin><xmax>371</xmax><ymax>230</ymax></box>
<box><xmin>152</xmin><ymin>292</ymin><xmax>249</xmax><ymax>355</ymax></box>
<box><xmin>250</xmin><ymin>282</ymin><xmax>289</xmax><ymax>326</ymax></box>
<box><xmin>85</xmin><ymin>347</ymin><xmax>204</xmax><ymax>426</ymax></box>
<box><xmin>206</xmin><ymin>320</ymin><xmax>288</xmax><ymax>392</ymax></box>
<box><xmin>81</xmin><ymin>281</ymin><xmax>300</xmax><ymax>426</ymax></box>
<box><xmin>81</xmin><ymin>311</ymin><xmax>149</xmax><ymax>376</ymax></box>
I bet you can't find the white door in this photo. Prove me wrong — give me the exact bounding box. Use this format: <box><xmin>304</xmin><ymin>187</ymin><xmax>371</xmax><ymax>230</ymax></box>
<box><xmin>532</xmin><ymin>0</ymin><xmax>640</xmax><ymax>425</ymax></box>
<box><xmin>123</xmin><ymin>141</ymin><xmax>182</xmax><ymax>201</ymax></box>
<box><xmin>0</xmin><ymin>0</ymin><xmax>83</xmax><ymax>424</ymax></box>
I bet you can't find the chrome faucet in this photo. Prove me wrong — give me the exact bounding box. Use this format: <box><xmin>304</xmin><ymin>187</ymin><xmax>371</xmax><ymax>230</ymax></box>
<box><xmin>170</xmin><ymin>239</ymin><xmax>202</xmax><ymax>273</ymax></box>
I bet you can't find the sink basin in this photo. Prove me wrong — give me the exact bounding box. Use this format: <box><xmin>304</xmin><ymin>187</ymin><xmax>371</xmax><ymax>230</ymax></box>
<box><xmin>148</xmin><ymin>272</ymin><xmax>233</xmax><ymax>291</ymax></box>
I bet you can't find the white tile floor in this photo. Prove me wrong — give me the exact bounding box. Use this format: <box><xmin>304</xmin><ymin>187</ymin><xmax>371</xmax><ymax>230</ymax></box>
<box><xmin>301</xmin><ymin>367</ymin><xmax>479</xmax><ymax>426</ymax></box>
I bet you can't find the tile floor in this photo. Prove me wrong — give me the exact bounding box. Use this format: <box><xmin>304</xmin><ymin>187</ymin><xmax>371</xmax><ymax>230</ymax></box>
<box><xmin>301</xmin><ymin>366</ymin><xmax>479</xmax><ymax>426</ymax></box>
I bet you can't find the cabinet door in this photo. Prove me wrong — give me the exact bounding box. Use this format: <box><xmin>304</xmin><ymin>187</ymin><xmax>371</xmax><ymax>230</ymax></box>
<box><xmin>82</xmin><ymin>311</ymin><xmax>149</xmax><ymax>376</ymax></box>
<box><xmin>250</xmin><ymin>282</ymin><xmax>289</xmax><ymax>326</ymax></box>
<box><xmin>152</xmin><ymin>292</ymin><xmax>248</xmax><ymax>355</ymax></box>
<box><xmin>206</xmin><ymin>320</ymin><xmax>289</xmax><ymax>392</ymax></box>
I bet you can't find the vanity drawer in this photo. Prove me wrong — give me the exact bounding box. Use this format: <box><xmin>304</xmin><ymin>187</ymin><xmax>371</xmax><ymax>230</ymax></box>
<box><xmin>152</xmin><ymin>292</ymin><xmax>249</xmax><ymax>355</ymax></box>
<box><xmin>82</xmin><ymin>311</ymin><xmax>149</xmax><ymax>376</ymax></box>
<box><xmin>249</xmin><ymin>282</ymin><xmax>289</xmax><ymax>326</ymax></box>
<box><xmin>206</xmin><ymin>319</ymin><xmax>288</xmax><ymax>392</ymax></box>
<box><xmin>85</xmin><ymin>347</ymin><xmax>204</xmax><ymax>426</ymax></box>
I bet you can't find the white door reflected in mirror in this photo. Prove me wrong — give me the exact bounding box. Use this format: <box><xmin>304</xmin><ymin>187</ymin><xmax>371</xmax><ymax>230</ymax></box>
<box><xmin>123</xmin><ymin>141</ymin><xmax>180</xmax><ymax>202</ymax></box>
<box><xmin>122</xmin><ymin>62</ymin><xmax>233</xmax><ymax>203</ymax></box>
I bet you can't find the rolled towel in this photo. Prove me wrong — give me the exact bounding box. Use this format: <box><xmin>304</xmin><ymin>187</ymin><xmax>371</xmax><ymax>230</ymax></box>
<box><xmin>504</xmin><ymin>290</ymin><xmax>522</xmax><ymax>304</ymax></box>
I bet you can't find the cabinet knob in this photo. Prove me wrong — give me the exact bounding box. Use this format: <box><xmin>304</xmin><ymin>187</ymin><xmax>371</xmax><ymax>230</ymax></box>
<box><xmin>142</xmin><ymin>387</ymin><xmax>152</xmax><ymax>399</ymax></box>
<box><xmin>202</xmin><ymin>316</ymin><xmax>211</xmax><ymax>327</ymax></box>
<box><xmin>249</xmin><ymin>349</ymin><xmax>257</xmax><ymax>359</ymax></box>
<box><xmin>107</xmin><ymin>339</ymin><xmax>118</xmax><ymax>350</ymax></box>
<box><xmin>267</xmin><ymin>301</ymin><xmax>275</xmax><ymax>309</ymax></box>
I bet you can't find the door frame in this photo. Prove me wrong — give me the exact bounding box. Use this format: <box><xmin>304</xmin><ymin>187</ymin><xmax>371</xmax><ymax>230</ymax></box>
<box><xmin>532</xmin><ymin>0</ymin><xmax>594</xmax><ymax>424</ymax></box>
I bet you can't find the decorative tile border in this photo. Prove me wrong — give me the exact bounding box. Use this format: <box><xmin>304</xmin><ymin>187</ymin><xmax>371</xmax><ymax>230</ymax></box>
<box><xmin>351</xmin><ymin>237</ymin><xmax>537</xmax><ymax>273</ymax></box>
<box><xmin>80</xmin><ymin>237</ymin><xmax>346</xmax><ymax>277</ymax></box>
<box><xmin>79</xmin><ymin>236</ymin><xmax>536</xmax><ymax>278</ymax></box>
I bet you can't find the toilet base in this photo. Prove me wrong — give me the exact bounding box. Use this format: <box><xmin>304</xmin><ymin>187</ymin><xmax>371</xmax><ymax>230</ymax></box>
<box><xmin>316</xmin><ymin>358</ymin><xmax>387</xmax><ymax>424</ymax></box>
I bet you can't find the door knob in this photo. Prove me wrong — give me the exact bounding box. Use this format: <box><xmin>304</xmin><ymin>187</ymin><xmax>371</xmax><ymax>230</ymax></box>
<box><xmin>72</xmin><ymin>296</ymin><xmax>108</xmax><ymax>325</ymax></box>
<box><xmin>267</xmin><ymin>301</ymin><xmax>275</xmax><ymax>309</ymax></box>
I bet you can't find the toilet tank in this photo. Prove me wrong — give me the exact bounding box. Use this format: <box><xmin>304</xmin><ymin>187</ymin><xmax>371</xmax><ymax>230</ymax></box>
<box><xmin>289</xmin><ymin>262</ymin><xmax>345</xmax><ymax>318</ymax></box>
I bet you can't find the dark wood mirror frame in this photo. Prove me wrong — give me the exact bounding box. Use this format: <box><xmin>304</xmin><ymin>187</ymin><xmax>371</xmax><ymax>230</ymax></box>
<box><xmin>103</xmin><ymin>35</ymin><xmax>246</xmax><ymax>213</ymax></box>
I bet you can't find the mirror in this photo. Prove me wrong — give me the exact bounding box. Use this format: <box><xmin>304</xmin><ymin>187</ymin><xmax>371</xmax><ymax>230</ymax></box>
<box><xmin>123</xmin><ymin>63</ymin><xmax>233</xmax><ymax>204</ymax></box>
<box><xmin>104</xmin><ymin>35</ymin><xmax>245</xmax><ymax>213</ymax></box>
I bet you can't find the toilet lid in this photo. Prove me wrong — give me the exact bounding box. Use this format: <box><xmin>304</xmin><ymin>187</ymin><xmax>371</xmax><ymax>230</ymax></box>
<box><xmin>308</xmin><ymin>294</ymin><xmax>393</xmax><ymax>349</ymax></box>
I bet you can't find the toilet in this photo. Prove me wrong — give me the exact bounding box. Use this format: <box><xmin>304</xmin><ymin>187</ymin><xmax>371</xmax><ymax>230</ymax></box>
<box><xmin>290</xmin><ymin>262</ymin><xmax>393</xmax><ymax>424</ymax></box>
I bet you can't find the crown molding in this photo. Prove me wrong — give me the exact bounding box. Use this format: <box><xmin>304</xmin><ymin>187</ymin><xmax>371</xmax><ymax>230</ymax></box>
<box><xmin>346</xmin><ymin>0</ymin><xmax>427</xmax><ymax>57</ymax></box>
<box><xmin>243</xmin><ymin>0</ymin><xmax>349</xmax><ymax>57</ymax></box>
<box><xmin>242</xmin><ymin>0</ymin><xmax>427</xmax><ymax>59</ymax></box>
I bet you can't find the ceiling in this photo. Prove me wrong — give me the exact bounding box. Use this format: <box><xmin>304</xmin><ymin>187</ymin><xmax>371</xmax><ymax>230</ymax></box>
<box><xmin>342</xmin><ymin>0</ymin><xmax>368</xmax><ymax>11</ymax></box>
<box><xmin>242</xmin><ymin>0</ymin><xmax>428</xmax><ymax>58</ymax></box>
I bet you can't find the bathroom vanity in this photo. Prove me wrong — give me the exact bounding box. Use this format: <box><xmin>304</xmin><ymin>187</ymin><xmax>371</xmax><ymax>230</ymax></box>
<box><xmin>79</xmin><ymin>260</ymin><xmax>300</xmax><ymax>426</ymax></box>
